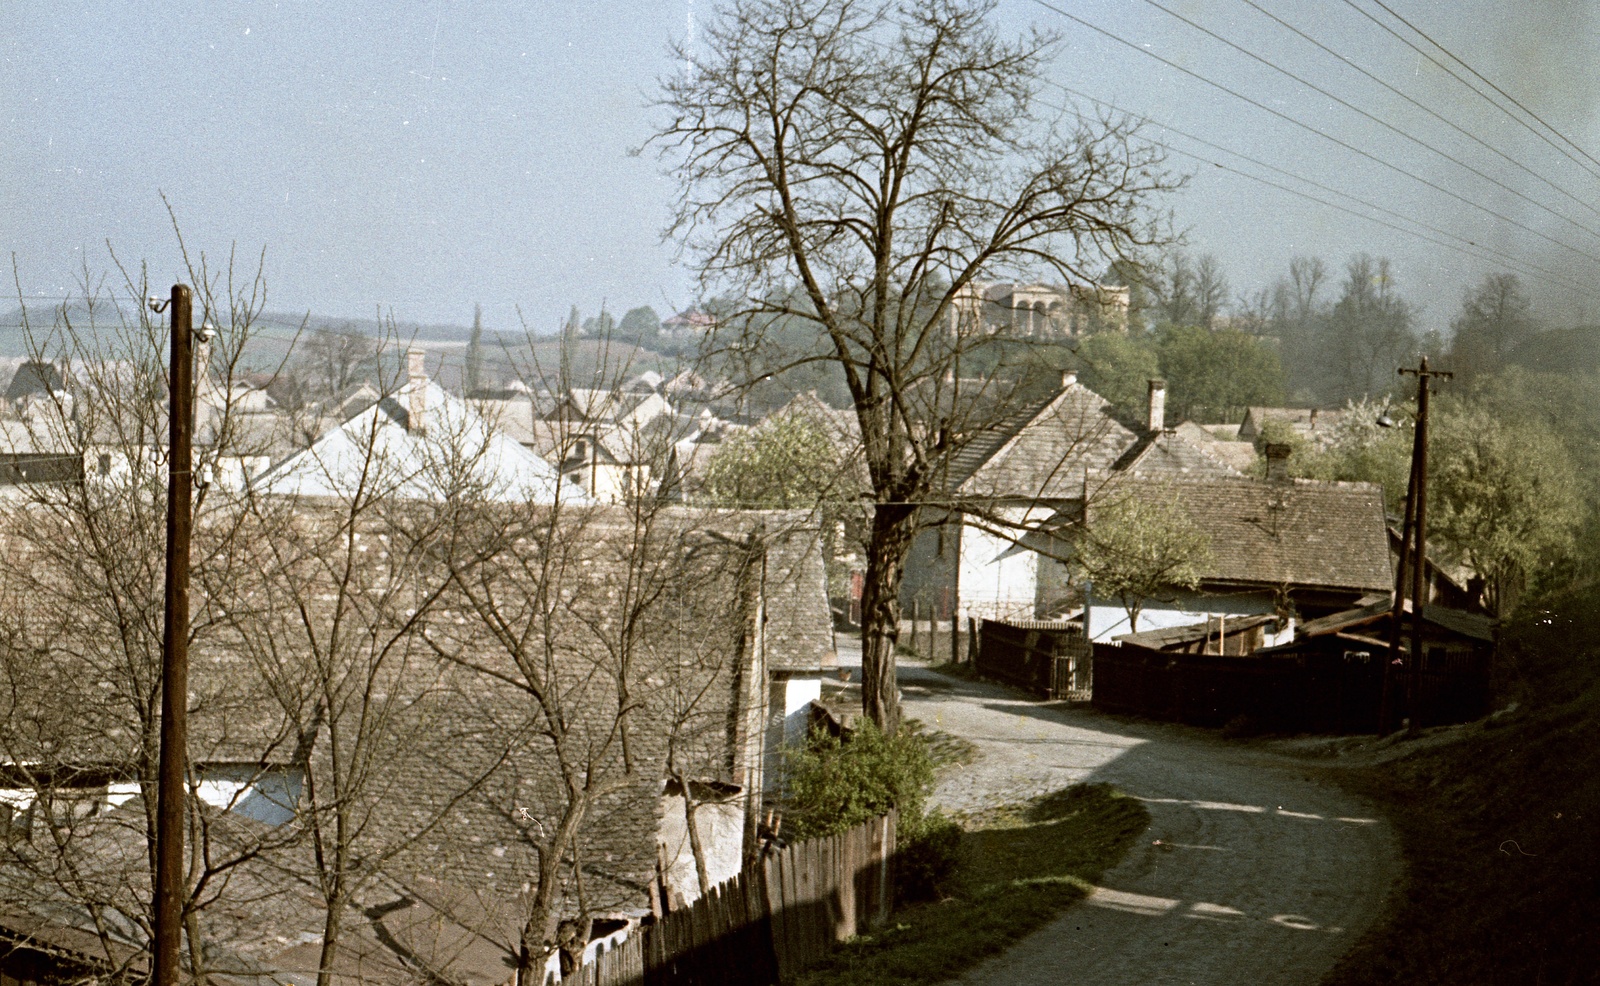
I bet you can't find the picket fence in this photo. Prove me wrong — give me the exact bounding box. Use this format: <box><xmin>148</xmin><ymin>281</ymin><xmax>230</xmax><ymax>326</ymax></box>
<box><xmin>562</xmin><ymin>812</ymin><xmax>897</xmax><ymax>986</ymax></box>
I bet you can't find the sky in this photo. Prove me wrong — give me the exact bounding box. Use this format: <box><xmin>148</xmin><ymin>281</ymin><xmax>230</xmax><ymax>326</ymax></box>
<box><xmin>5</xmin><ymin>0</ymin><xmax>1600</xmax><ymax>338</ymax></box>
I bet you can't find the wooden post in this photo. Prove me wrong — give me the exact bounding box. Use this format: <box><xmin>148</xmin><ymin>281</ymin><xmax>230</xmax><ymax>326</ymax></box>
<box><xmin>915</xmin><ymin>595</ymin><xmax>928</xmax><ymax>659</ymax></box>
<box><xmin>153</xmin><ymin>284</ymin><xmax>193</xmax><ymax>986</ymax></box>
<box><xmin>951</xmin><ymin>613</ymin><xmax>960</xmax><ymax>667</ymax></box>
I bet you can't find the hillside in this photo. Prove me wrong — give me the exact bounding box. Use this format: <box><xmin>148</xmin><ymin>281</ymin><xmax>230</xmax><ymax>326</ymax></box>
<box><xmin>1313</xmin><ymin>585</ymin><xmax>1600</xmax><ymax>985</ymax></box>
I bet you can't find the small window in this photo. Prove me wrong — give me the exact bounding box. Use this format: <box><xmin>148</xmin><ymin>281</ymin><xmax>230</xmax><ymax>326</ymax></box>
<box><xmin>98</xmin><ymin>452</ymin><xmax>112</xmax><ymax>475</ymax></box>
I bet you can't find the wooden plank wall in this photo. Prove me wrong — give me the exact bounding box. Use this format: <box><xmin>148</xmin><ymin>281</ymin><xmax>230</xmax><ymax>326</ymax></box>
<box><xmin>568</xmin><ymin>812</ymin><xmax>896</xmax><ymax>986</ymax></box>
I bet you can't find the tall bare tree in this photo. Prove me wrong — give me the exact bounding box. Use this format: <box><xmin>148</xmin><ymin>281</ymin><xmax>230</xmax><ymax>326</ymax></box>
<box><xmin>653</xmin><ymin>0</ymin><xmax>1175</xmax><ymax>731</ymax></box>
<box><xmin>0</xmin><ymin>247</ymin><xmax>310</xmax><ymax>983</ymax></box>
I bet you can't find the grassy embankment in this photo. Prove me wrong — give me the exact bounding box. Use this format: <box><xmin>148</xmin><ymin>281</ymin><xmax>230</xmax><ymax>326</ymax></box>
<box><xmin>793</xmin><ymin>783</ymin><xmax>1148</xmax><ymax>986</ymax></box>
<box><xmin>1320</xmin><ymin>591</ymin><xmax>1600</xmax><ymax>985</ymax></box>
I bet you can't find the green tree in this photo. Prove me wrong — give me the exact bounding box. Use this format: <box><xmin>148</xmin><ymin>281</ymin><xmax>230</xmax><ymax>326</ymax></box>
<box><xmin>1429</xmin><ymin>407</ymin><xmax>1583</xmax><ymax>617</ymax></box>
<box><xmin>1157</xmin><ymin>324</ymin><xmax>1285</xmax><ymax>422</ymax></box>
<box><xmin>1323</xmin><ymin>254</ymin><xmax>1416</xmax><ymax>403</ymax></box>
<box><xmin>1074</xmin><ymin>332</ymin><xmax>1160</xmax><ymax>414</ymax></box>
<box><xmin>617</xmin><ymin>305</ymin><xmax>662</xmax><ymax>342</ymax></box>
<box><xmin>1448</xmin><ymin>273</ymin><xmax>1536</xmax><ymax>381</ymax></box>
<box><xmin>1075</xmin><ymin>488</ymin><xmax>1212</xmax><ymax>633</ymax></box>
<box><xmin>467</xmin><ymin>303</ymin><xmax>485</xmax><ymax>394</ymax></box>
<box><xmin>700</xmin><ymin>413</ymin><xmax>843</xmax><ymax>509</ymax></box>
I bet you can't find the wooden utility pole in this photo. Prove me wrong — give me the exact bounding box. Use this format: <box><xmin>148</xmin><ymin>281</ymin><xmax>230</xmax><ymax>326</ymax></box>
<box><xmin>1398</xmin><ymin>357</ymin><xmax>1451</xmax><ymax>736</ymax></box>
<box><xmin>1379</xmin><ymin>449</ymin><xmax>1420</xmax><ymax>736</ymax></box>
<box><xmin>153</xmin><ymin>283</ymin><xmax>194</xmax><ymax>986</ymax></box>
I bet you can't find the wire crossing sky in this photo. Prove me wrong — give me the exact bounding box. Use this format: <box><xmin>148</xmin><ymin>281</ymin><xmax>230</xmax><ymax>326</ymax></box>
<box><xmin>4</xmin><ymin>1</ymin><xmax>1600</xmax><ymax>334</ymax></box>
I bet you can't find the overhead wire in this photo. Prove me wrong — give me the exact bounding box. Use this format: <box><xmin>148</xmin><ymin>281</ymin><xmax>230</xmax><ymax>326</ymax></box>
<box><xmin>1341</xmin><ymin>0</ymin><xmax>1600</xmax><ymax>185</ymax></box>
<box><xmin>1231</xmin><ymin>0</ymin><xmax>1600</xmax><ymax>227</ymax></box>
<box><xmin>1123</xmin><ymin>0</ymin><xmax>1600</xmax><ymax>252</ymax></box>
<box><xmin>1029</xmin><ymin>0</ymin><xmax>1600</xmax><ymax>268</ymax></box>
<box><xmin>1037</xmin><ymin>82</ymin><xmax>1600</xmax><ymax>302</ymax></box>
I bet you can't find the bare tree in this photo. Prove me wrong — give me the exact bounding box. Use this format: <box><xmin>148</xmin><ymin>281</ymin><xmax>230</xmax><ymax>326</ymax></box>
<box><xmin>653</xmin><ymin>0</ymin><xmax>1175</xmax><ymax>731</ymax></box>
<box><xmin>300</xmin><ymin>323</ymin><xmax>380</xmax><ymax>400</ymax></box>
<box><xmin>0</xmin><ymin>245</ymin><xmax>311</xmax><ymax>983</ymax></box>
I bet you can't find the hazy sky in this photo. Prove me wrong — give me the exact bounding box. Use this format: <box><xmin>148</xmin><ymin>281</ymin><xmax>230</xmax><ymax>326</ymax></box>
<box><xmin>5</xmin><ymin>1</ymin><xmax>1600</xmax><ymax>336</ymax></box>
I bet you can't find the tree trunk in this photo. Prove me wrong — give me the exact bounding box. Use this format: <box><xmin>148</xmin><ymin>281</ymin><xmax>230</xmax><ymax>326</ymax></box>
<box><xmin>684</xmin><ymin>791</ymin><xmax>712</xmax><ymax>898</ymax></box>
<box><xmin>860</xmin><ymin>505</ymin><xmax>916</xmax><ymax>735</ymax></box>
<box><xmin>315</xmin><ymin>893</ymin><xmax>344</xmax><ymax>986</ymax></box>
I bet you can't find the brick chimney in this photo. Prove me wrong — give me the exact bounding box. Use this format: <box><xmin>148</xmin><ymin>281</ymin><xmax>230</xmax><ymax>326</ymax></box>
<box><xmin>1146</xmin><ymin>378</ymin><xmax>1166</xmax><ymax>432</ymax></box>
<box><xmin>1264</xmin><ymin>442</ymin><xmax>1292</xmax><ymax>482</ymax></box>
<box><xmin>406</xmin><ymin>348</ymin><xmax>427</xmax><ymax>433</ymax></box>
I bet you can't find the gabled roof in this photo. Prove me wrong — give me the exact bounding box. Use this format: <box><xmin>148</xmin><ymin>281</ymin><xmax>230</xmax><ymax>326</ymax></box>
<box><xmin>946</xmin><ymin>380</ymin><xmax>1236</xmax><ymax>499</ymax></box>
<box><xmin>1090</xmin><ymin>475</ymin><xmax>1393</xmax><ymax>591</ymax></box>
<box><xmin>948</xmin><ymin>384</ymin><xmax>1135</xmax><ymax>498</ymax></box>
<box><xmin>252</xmin><ymin>380</ymin><xmax>581</xmax><ymax>503</ymax></box>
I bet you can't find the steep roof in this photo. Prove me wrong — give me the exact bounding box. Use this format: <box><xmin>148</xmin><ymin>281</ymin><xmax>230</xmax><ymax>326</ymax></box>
<box><xmin>1091</xmin><ymin>475</ymin><xmax>1393</xmax><ymax>591</ymax></box>
<box><xmin>253</xmin><ymin>379</ymin><xmax>580</xmax><ymax>503</ymax></box>
<box><xmin>948</xmin><ymin>384</ymin><xmax>1136</xmax><ymax>498</ymax></box>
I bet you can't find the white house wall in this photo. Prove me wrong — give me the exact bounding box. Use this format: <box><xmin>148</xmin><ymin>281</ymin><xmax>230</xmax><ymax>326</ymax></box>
<box><xmin>958</xmin><ymin>509</ymin><xmax>1046</xmax><ymax>622</ymax></box>
<box><xmin>655</xmin><ymin>789</ymin><xmax>745</xmax><ymax>907</ymax></box>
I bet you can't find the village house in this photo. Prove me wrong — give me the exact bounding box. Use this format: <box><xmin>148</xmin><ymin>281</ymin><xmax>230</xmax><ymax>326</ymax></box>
<box><xmin>254</xmin><ymin>349</ymin><xmax>578</xmax><ymax>503</ymax></box>
<box><xmin>0</xmin><ymin>502</ymin><xmax>833</xmax><ymax>985</ymax></box>
<box><xmin>1076</xmin><ymin>470</ymin><xmax>1394</xmax><ymax>642</ymax></box>
<box><xmin>899</xmin><ymin>372</ymin><xmax>1241</xmax><ymax>623</ymax></box>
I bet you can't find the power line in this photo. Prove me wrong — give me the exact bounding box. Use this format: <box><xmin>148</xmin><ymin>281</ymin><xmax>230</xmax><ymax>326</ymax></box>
<box><xmin>1127</xmin><ymin>0</ymin><xmax>1600</xmax><ymax>250</ymax></box>
<box><xmin>1341</xmin><ymin>0</ymin><xmax>1600</xmax><ymax>185</ymax></box>
<box><xmin>1040</xmin><ymin>81</ymin><xmax>1600</xmax><ymax>301</ymax></box>
<box><xmin>1030</xmin><ymin>0</ymin><xmax>1600</xmax><ymax>269</ymax></box>
<box><xmin>1232</xmin><ymin>0</ymin><xmax>1600</xmax><ymax>227</ymax></box>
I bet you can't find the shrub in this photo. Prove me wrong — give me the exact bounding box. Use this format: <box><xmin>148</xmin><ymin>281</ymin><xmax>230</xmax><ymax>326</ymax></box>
<box><xmin>783</xmin><ymin>721</ymin><xmax>960</xmax><ymax>901</ymax></box>
<box><xmin>895</xmin><ymin>809</ymin><xmax>962</xmax><ymax>901</ymax></box>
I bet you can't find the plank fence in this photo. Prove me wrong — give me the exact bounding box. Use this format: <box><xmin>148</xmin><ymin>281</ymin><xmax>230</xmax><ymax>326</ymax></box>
<box><xmin>561</xmin><ymin>812</ymin><xmax>897</xmax><ymax>986</ymax></box>
<box><xmin>974</xmin><ymin>619</ymin><xmax>1092</xmax><ymax>700</ymax></box>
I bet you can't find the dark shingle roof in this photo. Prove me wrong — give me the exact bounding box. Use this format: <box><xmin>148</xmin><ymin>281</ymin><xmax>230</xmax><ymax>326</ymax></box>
<box><xmin>1091</xmin><ymin>475</ymin><xmax>1393</xmax><ymax>591</ymax></box>
<box><xmin>950</xmin><ymin>384</ymin><xmax>1136</xmax><ymax>498</ymax></box>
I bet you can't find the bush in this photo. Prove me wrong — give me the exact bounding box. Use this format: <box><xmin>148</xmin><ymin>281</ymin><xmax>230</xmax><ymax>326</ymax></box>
<box><xmin>783</xmin><ymin>721</ymin><xmax>959</xmax><ymax>901</ymax></box>
<box><xmin>784</xmin><ymin>720</ymin><xmax>934</xmax><ymax>840</ymax></box>
<box><xmin>895</xmin><ymin>809</ymin><xmax>962</xmax><ymax>901</ymax></box>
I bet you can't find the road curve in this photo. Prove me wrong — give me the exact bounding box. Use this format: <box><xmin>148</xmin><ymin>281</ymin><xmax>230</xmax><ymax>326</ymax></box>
<box><xmin>848</xmin><ymin>647</ymin><xmax>1398</xmax><ymax>986</ymax></box>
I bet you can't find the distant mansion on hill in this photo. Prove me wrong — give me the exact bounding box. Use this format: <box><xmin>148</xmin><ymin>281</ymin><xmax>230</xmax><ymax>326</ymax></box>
<box><xmin>949</xmin><ymin>281</ymin><xmax>1131</xmax><ymax>337</ymax></box>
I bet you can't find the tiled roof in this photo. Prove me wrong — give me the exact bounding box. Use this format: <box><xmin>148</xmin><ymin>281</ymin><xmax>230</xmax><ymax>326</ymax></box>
<box><xmin>252</xmin><ymin>380</ymin><xmax>581</xmax><ymax>503</ymax></box>
<box><xmin>1091</xmin><ymin>475</ymin><xmax>1394</xmax><ymax>591</ymax></box>
<box><xmin>945</xmin><ymin>382</ymin><xmax>1235</xmax><ymax>501</ymax></box>
<box><xmin>0</xmin><ymin>501</ymin><xmax>831</xmax><ymax>975</ymax></box>
<box><xmin>950</xmin><ymin>385</ymin><xmax>1136</xmax><ymax>499</ymax></box>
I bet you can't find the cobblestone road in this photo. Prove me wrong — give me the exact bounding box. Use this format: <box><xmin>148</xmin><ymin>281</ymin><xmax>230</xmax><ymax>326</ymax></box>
<box><xmin>835</xmin><ymin>639</ymin><xmax>1398</xmax><ymax>986</ymax></box>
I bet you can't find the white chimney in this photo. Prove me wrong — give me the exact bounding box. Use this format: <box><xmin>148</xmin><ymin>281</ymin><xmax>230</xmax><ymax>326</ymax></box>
<box><xmin>407</xmin><ymin>348</ymin><xmax>427</xmax><ymax>433</ymax></box>
<box><xmin>1147</xmin><ymin>378</ymin><xmax>1167</xmax><ymax>432</ymax></box>
<box><xmin>1061</xmin><ymin>370</ymin><xmax>1078</xmax><ymax>389</ymax></box>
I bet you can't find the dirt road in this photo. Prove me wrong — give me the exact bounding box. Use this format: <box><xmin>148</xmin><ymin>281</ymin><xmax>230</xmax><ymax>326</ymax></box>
<box><xmin>840</xmin><ymin>643</ymin><xmax>1398</xmax><ymax>986</ymax></box>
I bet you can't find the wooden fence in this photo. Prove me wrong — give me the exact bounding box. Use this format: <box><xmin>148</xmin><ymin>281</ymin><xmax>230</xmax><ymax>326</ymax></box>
<box><xmin>562</xmin><ymin>812</ymin><xmax>897</xmax><ymax>986</ymax></box>
<box><xmin>974</xmin><ymin>619</ymin><xmax>1092</xmax><ymax>700</ymax></box>
<box><xmin>1091</xmin><ymin>641</ymin><xmax>1490</xmax><ymax>734</ymax></box>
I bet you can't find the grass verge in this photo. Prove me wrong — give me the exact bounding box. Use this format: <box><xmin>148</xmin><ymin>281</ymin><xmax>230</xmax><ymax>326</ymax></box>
<box><xmin>791</xmin><ymin>783</ymin><xmax>1148</xmax><ymax>986</ymax></box>
<box><xmin>1317</xmin><ymin>600</ymin><xmax>1600</xmax><ymax>986</ymax></box>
